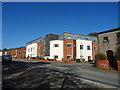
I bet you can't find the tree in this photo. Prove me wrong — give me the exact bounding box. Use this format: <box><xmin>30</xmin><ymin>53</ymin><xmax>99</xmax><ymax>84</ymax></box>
<box><xmin>88</xmin><ymin>32</ymin><xmax>98</xmax><ymax>37</ymax></box>
<box><xmin>2</xmin><ymin>48</ymin><xmax>8</xmax><ymax>52</ymax></box>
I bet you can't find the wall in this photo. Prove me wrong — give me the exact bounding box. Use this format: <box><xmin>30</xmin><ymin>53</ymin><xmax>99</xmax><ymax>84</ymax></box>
<box><xmin>76</xmin><ymin>40</ymin><xmax>93</xmax><ymax>61</ymax></box>
<box><xmin>9</xmin><ymin>49</ymin><xmax>17</xmax><ymax>58</ymax></box>
<box><xmin>17</xmin><ymin>47</ymin><xmax>26</xmax><ymax>59</ymax></box>
<box><xmin>26</xmin><ymin>43</ymin><xmax>38</xmax><ymax>58</ymax></box>
<box><xmin>96</xmin><ymin>60</ymin><xmax>109</xmax><ymax>70</ymax></box>
<box><xmin>50</xmin><ymin>40</ymin><xmax>63</xmax><ymax>61</ymax></box>
<box><xmin>92</xmin><ymin>42</ymin><xmax>99</xmax><ymax>60</ymax></box>
<box><xmin>38</xmin><ymin>41</ymin><xmax>45</xmax><ymax>58</ymax></box>
<box><xmin>63</xmin><ymin>38</ymin><xmax>76</xmax><ymax>62</ymax></box>
<box><xmin>98</xmin><ymin>30</ymin><xmax>120</xmax><ymax>55</ymax></box>
<box><xmin>45</xmin><ymin>33</ymin><xmax>59</xmax><ymax>56</ymax></box>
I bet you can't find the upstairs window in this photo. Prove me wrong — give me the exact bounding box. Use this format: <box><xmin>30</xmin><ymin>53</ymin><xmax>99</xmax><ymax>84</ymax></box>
<box><xmin>87</xmin><ymin>46</ymin><xmax>91</xmax><ymax>50</ymax></box>
<box><xmin>67</xmin><ymin>56</ymin><xmax>71</xmax><ymax>59</ymax></box>
<box><xmin>54</xmin><ymin>44</ymin><xmax>59</xmax><ymax>47</ymax></box>
<box><xmin>67</xmin><ymin>44</ymin><xmax>72</xmax><ymax>47</ymax></box>
<box><xmin>80</xmin><ymin>45</ymin><xmax>83</xmax><ymax>50</ymax></box>
<box><xmin>117</xmin><ymin>32</ymin><xmax>120</xmax><ymax>44</ymax></box>
<box><xmin>94</xmin><ymin>46</ymin><xmax>98</xmax><ymax>50</ymax></box>
<box><xmin>28</xmin><ymin>49</ymin><xmax>30</xmax><ymax>52</ymax></box>
<box><xmin>66</xmin><ymin>36</ymin><xmax>71</xmax><ymax>39</ymax></box>
<box><xmin>103</xmin><ymin>37</ymin><xmax>109</xmax><ymax>43</ymax></box>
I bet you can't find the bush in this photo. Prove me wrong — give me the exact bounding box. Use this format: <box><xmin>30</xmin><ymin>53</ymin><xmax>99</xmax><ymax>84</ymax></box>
<box><xmin>95</xmin><ymin>53</ymin><xmax>107</xmax><ymax>60</ymax></box>
<box><xmin>115</xmin><ymin>46</ymin><xmax>120</xmax><ymax>60</ymax></box>
<box><xmin>76</xmin><ymin>59</ymin><xmax>80</xmax><ymax>63</ymax></box>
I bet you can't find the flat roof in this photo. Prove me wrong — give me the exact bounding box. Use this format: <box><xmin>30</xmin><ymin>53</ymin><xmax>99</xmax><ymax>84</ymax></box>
<box><xmin>62</xmin><ymin>32</ymin><xmax>97</xmax><ymax>38</ymax></box>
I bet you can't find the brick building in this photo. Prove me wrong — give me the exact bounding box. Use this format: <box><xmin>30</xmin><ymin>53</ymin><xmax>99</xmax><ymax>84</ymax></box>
<box><xmin>8</xmin><ymin>48</ymin><xmax>17</xmax><ymax>58</ymax></box>
<box><xmin>38</xmin><ymin>41</ymin><xmax>45</xmax><ymax>59</ymax></box>
<box><xmin>50</xmin><ymin>32</ymin><xmax>98</xmax><ymax>62</ymax></box>
<box><xmin>17</xmin><ymin>47</ymin><xmax>26</xmax><ymax>59</ymax></box>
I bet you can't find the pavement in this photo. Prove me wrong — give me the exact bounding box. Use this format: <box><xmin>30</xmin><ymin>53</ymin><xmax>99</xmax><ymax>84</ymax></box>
<box><xmin>2</xmin><ymin>58</ymin><xmax>120</xmax><ymax>89</ymax></box>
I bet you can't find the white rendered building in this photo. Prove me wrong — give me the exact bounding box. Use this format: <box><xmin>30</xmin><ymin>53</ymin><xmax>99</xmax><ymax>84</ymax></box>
<box><xmin>76</xmin><ymin>40</ymin><xmax>93</xmax><ymax>61</ymax></box>
<box><xmin>26</xmin><ymin>43</ymin><xmax>38</xmax><ymax>58</ymax></box>
<box><xmin>50</xmin><ymin>40</ymin><xmax>63</xmax><ymax>61</ymax></box>
<box><xmin>50</xmin><ymin>39</ymin><xmax>93</xmax><ymax>61</ymax></box>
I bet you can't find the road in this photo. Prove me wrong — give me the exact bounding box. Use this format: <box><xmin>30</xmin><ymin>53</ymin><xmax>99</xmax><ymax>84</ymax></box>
<box><xmin>2</xmin><ymin>59</ymin><xmax>120</xmax><ymax>89</ymax></box>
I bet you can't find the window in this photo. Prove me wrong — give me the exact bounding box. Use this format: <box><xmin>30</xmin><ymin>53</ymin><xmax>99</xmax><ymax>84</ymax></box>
<box><xmin>87</xmin><ymin>46</ymin><xmax>91</xmax><ymax>50</ymax></box>
<box><xmin>28</xmin><ymin>49</ymin><xmax>30</xmax><ymax>52</ymax></box>
<box><xmin>22</xmin><ymin>51</ymin><xmax>25</xmax><ymax>54</ymax></box>
<box><xmin>67</xmin><ymin>56</ymin><xmax>71</xmax><ymax>59</ymax></box>
<box><xmin>54</xmin><ymin>44</ymin><xmax>59</xmax><ymax>47</ymax></box>
<box><xmin>103</xmin><ymin>37</ymin><xmax>109</xmax><ymax>42</ymax></box>
<box><xmin>66</xmin><ymin>36</ymin><xmax>71</xmax><ymax>39</ymax></box>
<box><xmin>117</xmin><ymin>33</ymin><xmax>120</xmax><ymax>44</ymax></box>
<box><xmin>67</xmin><ymin>44</ymin><xmax>71</xmax><ymax>47</ymax></box>
<box><xmin>93</xmin><ymin>40</ymin><xmax>96</xmax><ymax>42</ymax></box>
<box><xmin>94</xmin><ymin>46</ymin><xmax>98</xmax><ymax>50</ymax></box>
<box><xmin>54</xmin><ymin>55</ymin><xmax>58</xmax><ymax>59</ymax></box>
<box><xmin>39</xmin><ymin>46</ymin><xmax>41</xmax><ymax>49</ymax></box>
<box><xmin>80</xmin><ymin>45</ymin><xmax>83</xmax><ymax>50</ymax></box>
<box><xmin>31</xmin><ymin>48</ymin><xmax>32</xmax><ymax>52</ymax></box>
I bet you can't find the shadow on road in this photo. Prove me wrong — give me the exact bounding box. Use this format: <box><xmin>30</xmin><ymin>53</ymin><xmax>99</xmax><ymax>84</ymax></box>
<box><xmin>2</xmin><ymin>61</ymin><xmax>102</xmax><ymax>89</ymax></box>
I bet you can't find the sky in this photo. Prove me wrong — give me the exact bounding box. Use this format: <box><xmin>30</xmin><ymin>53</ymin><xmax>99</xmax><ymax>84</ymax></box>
<box><xmin>2</xmin><ymin>2</ymin><xmax>118</xmax><ymax>49</ymax></box>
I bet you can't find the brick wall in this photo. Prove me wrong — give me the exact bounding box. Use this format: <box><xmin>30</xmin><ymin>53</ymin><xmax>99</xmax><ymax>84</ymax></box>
<box><xmin>92</xmin><ymin>42</ymin><xmax>99</xmax><ymax>61</ymax></box>
<box><xmin>96</xmin><ymin>60</ymin><xmax>109</xmax><ymax>70</ymax></box>
<box><xmin>9</xmin><ymin>48</ymin><xmax>17</xmax><ymax>58</ymax></box>
<box><xmin>63</xmin><ymin>38</ymin><xmax>76</xmax><ymax>62</ymax></box>
<box><xmin>38</xmin><ymin>42</ymin><xmax>44</xmax><ymax>59</ymax></box>
<box><xmin>17</xmin><ymin>47</ymin><xmax>26</xmax><ymax>59</ymax></box>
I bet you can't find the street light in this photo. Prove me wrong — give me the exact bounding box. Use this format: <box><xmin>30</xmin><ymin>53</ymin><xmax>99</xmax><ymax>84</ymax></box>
<box><xmin>80</xmin><ymin>43</ymin><xmax>83</xmax><ymax>62</ymax></box>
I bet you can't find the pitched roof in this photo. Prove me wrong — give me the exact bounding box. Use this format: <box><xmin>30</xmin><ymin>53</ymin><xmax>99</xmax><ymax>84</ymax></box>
<box><xmin>98</xmin><ymin>27</ymin><xmax>120</xmax><ymax>34</ymax></box>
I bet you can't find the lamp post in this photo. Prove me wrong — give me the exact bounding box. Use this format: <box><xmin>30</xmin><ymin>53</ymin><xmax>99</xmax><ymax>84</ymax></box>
<box><xmin>80</xmin><ymin>43</ymin><xmax>83</xmax><ymax>62</ymax></box>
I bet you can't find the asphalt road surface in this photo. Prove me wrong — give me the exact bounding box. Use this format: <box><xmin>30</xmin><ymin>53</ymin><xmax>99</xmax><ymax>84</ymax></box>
<box><xmin>2</xmin><ymin>59</ymin><xmax>120</xmax><ymax>89</ymax></box>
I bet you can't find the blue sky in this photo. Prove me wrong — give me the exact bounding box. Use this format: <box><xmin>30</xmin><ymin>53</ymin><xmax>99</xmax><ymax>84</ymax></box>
<box><xmin>2</xmin><ymin>2</ymin><xmax>118</xmax><ymax>49</ymax></box>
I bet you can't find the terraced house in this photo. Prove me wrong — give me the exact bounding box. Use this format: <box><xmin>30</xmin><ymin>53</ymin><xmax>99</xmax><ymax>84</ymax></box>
<box><xmin>49</xmin><ymin>32</ymin><xmax>98</xmax><ymax>62</ymax></box>
<box><xmin>26</xmin><ymin>37</ymin><xmax>45</xmax><ymax>58</ymax></box>
<box><xmin>26</xmin><ymin>33</ymin><xmax>59</xmax><ymax>59</ymax></box>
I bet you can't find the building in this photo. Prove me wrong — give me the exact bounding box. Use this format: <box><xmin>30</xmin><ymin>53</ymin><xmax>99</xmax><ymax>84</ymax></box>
<box><xmin>17</xmin><ymin>46</ymin><xmax>26</xmax><ymax>59</ymax></box>
<box><xmin>63</xmin><ymin>38</ymin><xmax>76</xmax><ymax>62</ymax></box>
<box><xmin>26</xmin><ymin>43</ymin><xmax>38</xmax><ymax>58</ymax></box>
<box><xmin>38</xmin><ymin>41</ymin><xmax>45</xmax><ymax>59</ymax></box>
<box><xmin>92</xmin><ymin>42</ymin><xmax>99</xmax><ymax>60</ymax></box>
<box><xmin>50</xmin><ymin>39</ymin><xmax>93</xmax><ymax>62</ymax></box>
<box><xmin>45</xmin><ymin>33</ymin><xmax>59</xmax><ymax>56</ymax></box>
<box><xmin>59</xmin><ymin>32</ymin><xmax>98</xmax><ymax>42</ymax></box>
<box><xmin>26</xmin><ymin>37</ymin><xmax>45</xmax><ymax>58</ymax></box>
<box><xmin>76</xmin><ymin>40</ymin><xmax>93</xmax><ymax>61</ymax></box>
<box><xmin>98</xmin><ymin>27</ymin><xmax>120</xmax><ymax>56</ymax></box>
<box><xmin>8</xmin><ymin>48</ymin><xmax>18</xmax><ymax>58</ymax></box>
<box><xmin>53</xmin><ymin>32</ymin><xmax>98</xmax><ymax>61</ymax></box>
<box><xmin>50</xmin><ymin>40</ymin><xmax>63</xmax><ymax>61</ymax></box>
<box><xmin>98</xmin><ymin>27</ymin><xmax>120</xmax><ymax>66</ymax></box>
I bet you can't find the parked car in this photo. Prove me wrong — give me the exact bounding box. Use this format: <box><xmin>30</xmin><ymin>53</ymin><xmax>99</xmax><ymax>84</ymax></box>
<box><xmin>2</xmin><ymin>55</ymin><xmax>12</xmax><ymax>63</ymax></box>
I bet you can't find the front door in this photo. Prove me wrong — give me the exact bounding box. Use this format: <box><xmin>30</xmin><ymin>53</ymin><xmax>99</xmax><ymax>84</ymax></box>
<box><xmin>106</xmin><ymin>50</ymin><xmax>114</xmax><ymax>67</ymax></box>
